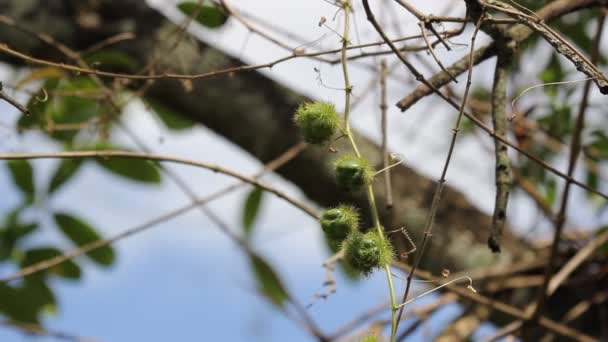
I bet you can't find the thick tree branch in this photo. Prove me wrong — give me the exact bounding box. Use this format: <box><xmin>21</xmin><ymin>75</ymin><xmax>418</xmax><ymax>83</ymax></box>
<box><xmin>396</xmin><ymin>0</ymin><xmax>605</xmax><ymax>111</ymax></box>
<box><xmin>0</xmin><ymin>0</ymin><xmax>524</xmax><ymax>273</ymax></box>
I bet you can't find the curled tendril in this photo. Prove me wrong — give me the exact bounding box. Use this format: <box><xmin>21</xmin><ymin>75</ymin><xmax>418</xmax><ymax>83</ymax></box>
<box><xmin>396</xmin><ymin>276</ymin><xmax>476</xmax><ymax>309</ymax></box>
<box><xmin>35</xmin><ymin>87</ymin><xmax>48</xmax><ymax>103</ymax></box>
<box><xmin>373</xmin><ymin>153</ymin><xmax>405</xmax><ymax>176</ymax></box>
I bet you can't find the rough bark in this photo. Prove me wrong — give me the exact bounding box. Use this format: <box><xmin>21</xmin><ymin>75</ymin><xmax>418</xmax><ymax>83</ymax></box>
<box><xmin>0</xmin><ymin>0</ymin><xmax>531</xmax><ymax>274</ymax></box>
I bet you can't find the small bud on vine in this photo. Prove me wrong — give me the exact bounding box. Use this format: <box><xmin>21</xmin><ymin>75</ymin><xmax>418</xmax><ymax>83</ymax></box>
<box><xmin>343</xmin><ymin>230</ymin><xmax>394</xmax><ymax>276</ymax></box>
<box><xmin>293</xmin><ymin>101</ymin><xmax>341</xmax><ymax>144</ymax></box>
<box><xmin>320</xmin><ymin>204</ymin><xmax>359</xmax><ymax>241</ymax></box>
<box><xmin>334</xmin><ymin>155</ymin><xmax>373</xmax><ymax>191</ymax></box>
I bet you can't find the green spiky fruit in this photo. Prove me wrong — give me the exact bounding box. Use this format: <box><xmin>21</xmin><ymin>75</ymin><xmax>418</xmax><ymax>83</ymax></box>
<box><xmin>293</xmin><ymin>101</ymin><xmax>341</xmax><ymax>144</ymax></box>
<box><xmin>334</xmin><ymin>155</ymin><xmax>373</xmax><ymax>191</ymax></box>
<box><xmin>320</xmin><ymin>205</ymin><xmax>359</xmax><ymax>241</ymax></box>
<box><xmin>344</xmin><ymin>231</ymin><xmax>394</xmax><ymax>276</ymax></box>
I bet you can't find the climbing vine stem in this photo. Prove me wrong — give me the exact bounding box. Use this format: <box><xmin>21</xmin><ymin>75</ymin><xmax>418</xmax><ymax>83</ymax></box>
<box><xmin>339</xmin><ymin>1</ymin><xmax>398</xmax><ymax>341</ymax></box>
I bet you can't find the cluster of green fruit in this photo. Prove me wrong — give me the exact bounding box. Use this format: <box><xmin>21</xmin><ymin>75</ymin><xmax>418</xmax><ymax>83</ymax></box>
<box><xmin>294</xmin><ymin>101</ymin><xmax>393</xmax><ymax>275</ymax></box>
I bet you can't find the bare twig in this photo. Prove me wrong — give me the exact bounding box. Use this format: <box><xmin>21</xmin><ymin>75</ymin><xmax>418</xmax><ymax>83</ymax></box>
<box><xmin>0</xmin><ymin>81</ymin><xmax>29</xmax><ymax>114</ymax></box>
<box><xmin>0</xmin><ymin>30</ymin><xmax>456</xmax><ymax>83</ymax></box>
<box><xmin>393</xmin><ymin>13</ymin><xmax>484</xmax><ymax>331</ymax></box>
<box><xmin>418</xmin><ymin>21</ymin><xmax>457</xmax><ymax>83</ymax></box>
<box><xmin>0</xmin><ymin>144</ymin><xmax>306</xmax><ymax>283</ymax></box>
<box><xmin>0</xmin><ymin>320</ymin><xmax>97</xmax><ymax>342</ymax></box>
<box><xmin>484</xmin><ymin>320</ymin><xmax>523</xmax><ymax>342</ymax></box>
<box><xmin>307</xmin><ymin>250</ymin><xmax>344</xmax><ymax>308</ymax></box>
<box><xmin>548</xmin><ymin>228</ymin><xmax>608</xmax><ymax>296</ymax></box>
<box><xmin>396</xmin><ymin>0</ymin><xmax>606</xmax><ymax>111</ymax></box>
<box><xmin>393</xmin><ymin>263</ymin><xmax>598</xmax><ymax>342</ymax></box>
<box><xmin>379</xmin><ymin>59</ymin><xmax>393</xmax><ymax>208</ymax></box>
<box><xmin>362</xmin><ymin>0</ymin><xmax>608</xmax><ymax>202</ymax></box>
<box><xmin>529</xmin><ymin>9</ymin><xmax>606</xmax><ymax>323</ymax></box>
<box><xmin>541</xmin><ymin>291</ymin><xmax>608</xmax><ymax>342</ymax></box>
<box><xmin>0</xmin><ymin>149</ymin><xmax>317</xmax><ymax>221</ymax></box>
<box><xmin>483</xmin><ymin>0</ymin><xmax>608</xmax><ymax>94</ymax></box>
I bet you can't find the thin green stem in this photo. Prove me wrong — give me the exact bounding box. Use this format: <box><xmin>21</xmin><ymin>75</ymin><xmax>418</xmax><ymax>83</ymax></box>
<box><xmin>340</xmin><ymin>2</ymin><xmax>397</xmax><ymax>341</ymax></box>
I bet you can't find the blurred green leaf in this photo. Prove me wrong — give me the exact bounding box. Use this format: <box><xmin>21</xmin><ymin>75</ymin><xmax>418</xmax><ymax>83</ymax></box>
<box><xmin>18</xmin><ymin>78</ymin><xmax>60</xmax><ymax>131</ymax></box>
<box><xmin>538</xmin><ymin>53</ymin><xmax>565</xmax><ymax>99</ymax></box>
<box><xmin>6</xmin><ymin>160</ymin><xmax>35</xmax><ymax>203</ymax></box>
<box><xmin>586</xmin><ymin>159</ymin><xmax>599</xmax><ymax>200</ymax></box>
<box><xmin>0</xmin><ymin>207</ymin><xmax>35</xmax><ymax>260</ymax></box>
<box><xmin>544</xmin><ymin>178</ymin><xmax>557</xmax><ymax>206</ymax></box>
<box><xmin>92</xmin><ymin>143</ymin><xmax>161</xmax><ymax>184</ymax></box>
<box><xmin>242</xmin><ymin>187</ymin><xmax>264</xmax><ymax>238</ymax></box>
<box><xmin>0</xmin><ymin>283</ymin><xmax>38</xmax><ymax>323</ymax></box>
<box><xmin>21</xmin><ymin>278</ymin><xmax>57</xmax><ymax>316</ymax></box>
<box><xmin>84</xmin><ymin>50</ymin><xmax>138</xmax><ymax>71</ymax></box>
<box><xmin>54</xmin><ymin>212</ymin><xmax>115</xmax><ymax>266</ymax></box>
<box><xmin>249</xmin><ymin>254</ymin><xmax>288</xmax><ymax>307</ymax></box>
<box><xmin>0</xmin><ymin>278</ymin><xmax>56</xmax><ymax>323</ymax></box>
<box><xmin>0</xmin><ymin>225</ymin><xmax>38</xmax><ymax>262</ymax></box>
<box><xmin>20</xmin><ymin>247</ymin><xmax>81</xmax><ymax>280</ymax></box>
<box><xmin>587</xmin><ymin>131</ymin><xmax>608</xmax><ymax>160</ymax></box>
<box><xmin>538</xmin><ymin>105</ymin><xmax>571</xmax><ymax>138</ymax></box>
<box><xmin>20</xmin><ymin>78</ymin><xmax>108</xmax><ymax>143</ymax></box>
<box><xmin>48</xmin><ymin>159</ymin><xmax>83</xmax><ymax>194</ymax></box>
<box><xmin>144</xmin><ymin>97</ymin><xmax>195</xmax><ymax>130</ymax></box>
<box><xmin>177</xmin><ymin>1</ymin><xmax>229</xmax><ymax>28</ymax></box>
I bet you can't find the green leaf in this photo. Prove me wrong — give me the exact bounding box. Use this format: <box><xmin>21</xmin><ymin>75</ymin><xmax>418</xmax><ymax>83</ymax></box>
<box><xmin>6</xmin><ymin>160</ymin><xmax>35</xmax><ymax>203</ymax></box>
<box><xmin>21</xmin><ymin>278</ymin><xmax>57</xmax><ymax>317</ymax></box>
<box><xmin>249</xmin><ymin>254</ymin><xmax>288</xmax><ymax>307</ymax></box>
<box><xmin>587</xmin><ymin>131</ymin><xmax>608</xmax><ymax>160</ymax></box>
<box><xmin>0</xmin><ymin>222</ymin><xmax>37</xmax><ymax>261</ymax></box>
<box><xmin>92</xmin><ymin>143</ymin><xmax>161</xmax><ymax>184</ymax></box>
<box><xmin>586</xmin><ymin>159</ymin><xmax>599</xmax><ymax>200</ymax></box>
<box><xmin>83</xmin><ymin>50</ymin><xmax>138</xmax><ymax>71</ymax></box>
<box><xmin>53</xmin><ymin>212</ymin><xmax>115</xmax><ymax>266</ymax></box>
<box><xmin>22</xmin><ymin>77</ymin><xmax>109</xmax><ymax>143</ymax></box>
<box><xmin>0</xmin><ymin>278</ymin><xmax>56</xmax><ymax>323</ymax></box>
<box><xmin>0</xmin><ymin>283</ymin><xmax>31</xmax><ymax>322</ymax></box>
<box><xmin>48</xmin><ymin>159</ymin><xmax>83</xmax><ymax>193</ymax></box>
<box><xmin>242</xmin><ymin>187</ymin><xmax>264</xmax><ymax>238</ymax></box>
<box><xmin>144</xmin><ymin>97</ymin><xmax>195</xmax><ymax>130</ymax></box>
<box><xmin>538</xmin><ymin>105</ymin><xmax>571</xmax><ymax>138</ymax></box>
<box><xmin>544</xmin><ymin>178</ymin><xmax>557</xmax><ymax>206</ymax></box>
<box><xmin>538</xmin><ymin>53</ymin><xmax>565</xmax><ymax>88</ymax></box>
<box><xmin>177</xmin><ymin>1</ymin><xmax>229</xmax><ymax>28</ymax></box>
<box><xmin>3</xmin><ymin>222</ymin><xmax>38</xmax><ymax>243</ymax></box>
<box><xmin>20</xmin><ymin>247</ymin><xmax>81</xmax><ymax>280</ymax></box>
<box><xmin>49</xmin><ymin>78</ymin><xmax>103</xmax><ymax>142</ymax></box>
<box><xmin>0</xmin><ymin>281</ymin><xmax>49</xmax><ymax>323</ymax></box>
<box><xmin>18</xmin><ymin>78</ymin><xmax>60</xmax><ymax>131</ymax></box>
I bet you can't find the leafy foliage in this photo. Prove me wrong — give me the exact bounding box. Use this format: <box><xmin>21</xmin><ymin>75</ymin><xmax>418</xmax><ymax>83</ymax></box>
<box><xmin>145</xmin><ymin>97</ymin><xmax>195</xmax><ymax>130</ymax></box>
<box><xmin>54</xmin><ymin>213</ymin><xmax>115</xmax><ymax>266</ymax></box>
<box><xmin>249</xmin><ymin>254</ymin><xmax>288</xmax><ymax>307</ymax></box>
<box><xmin>177</xmin><ymin>1</ymin><xmax>230</xmax><ymax>28</ymax></box>
<box><xmin>6</xmin><ymin>160</ymin><xmax>35</xmax><ymax>203</ymax></box>
<box><xmin>91</xmin><ymin>143</ymin><xmax>162</xmax><ymax>184</ymax></box>
<box><xmin>48</xmin><ymin>159</ymin><xmax>83</xmax><ymax>193</ymax></box>
<box><xmin>242</xmin><ymin>187</ymin><xmax>265</xmax><ymax>238</ymax></box>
